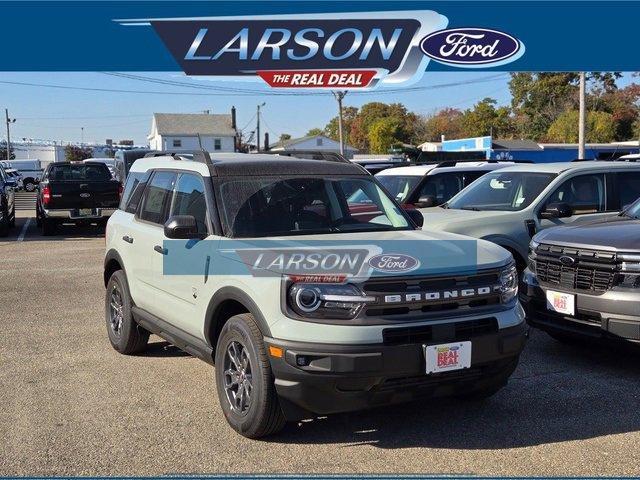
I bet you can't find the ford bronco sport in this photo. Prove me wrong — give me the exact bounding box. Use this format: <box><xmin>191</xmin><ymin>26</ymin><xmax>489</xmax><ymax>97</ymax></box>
<box><xmin>103</xmin><ymin>151</ymin><xmax>527</xmax><ymax>438</ymax></box>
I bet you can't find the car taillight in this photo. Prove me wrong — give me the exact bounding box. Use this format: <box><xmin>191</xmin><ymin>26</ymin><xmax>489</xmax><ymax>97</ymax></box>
<box><xmin>118</xmin><ymin>183</ymin><xmax>124</xmax><ymax>199</ymax></box>
<box><xmin>42</xmin><ymin>185</ymin><xmax>51</xmax><ymax>206</ymax></box>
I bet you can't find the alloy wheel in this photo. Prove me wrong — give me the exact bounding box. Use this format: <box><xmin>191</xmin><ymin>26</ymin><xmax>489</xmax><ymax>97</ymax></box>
<box><xmin>223</xmin><ymin>341</ymin><xmax>253</xmax><ymax>415</ymax></box>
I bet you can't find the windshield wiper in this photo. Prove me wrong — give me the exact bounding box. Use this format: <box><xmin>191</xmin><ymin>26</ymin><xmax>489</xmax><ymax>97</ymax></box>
<box><xmin>460</xmin><ymin>206</ymin><xmax>481</xmax><ymax>211</ymax></box>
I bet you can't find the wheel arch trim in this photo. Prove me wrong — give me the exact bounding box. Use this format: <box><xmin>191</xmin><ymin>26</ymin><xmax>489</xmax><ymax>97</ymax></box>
<box><xmin>204</xmin><ymin>287</ymin><xmax>272</xmax><ymax>348</ymax></box>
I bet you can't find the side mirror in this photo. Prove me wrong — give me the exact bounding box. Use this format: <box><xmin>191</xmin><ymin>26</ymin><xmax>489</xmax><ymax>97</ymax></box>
<box><xmin>414</xmin><ymin>194</ymin><xmax>436</xmax><ymax>208</ymax></box>
<box><xmin>405</xmin><ymin>209</ymin><xmax>424</xmax><ymax>228</ymax></box>
<box><xmin>540</xmin><ymin>202</ymin><xmax>572</xmax><ymax>219</ymax></box>
<box><xmin>164</xmin><ymin>215</ymin><xmax>205</xmax><ymax>239</ymax></box>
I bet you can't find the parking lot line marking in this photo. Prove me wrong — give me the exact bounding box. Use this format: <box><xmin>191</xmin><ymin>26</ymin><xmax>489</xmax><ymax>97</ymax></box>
<box><xmin>17</xmin><ymin>218</ymin><xmax>32</xmax><ymax>242</ymax></box>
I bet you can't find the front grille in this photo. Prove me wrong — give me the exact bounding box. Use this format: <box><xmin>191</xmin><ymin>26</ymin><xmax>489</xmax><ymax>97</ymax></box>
<box><xmin>535</xmin><ymin>243</ymin><xmax>617</xmax><ymax>293</ymax></box>
<box><xmin>362</xmin><ymin>269</ymin><xmax>502</xmax><ymax>319</ymax></box>
<box><xmin>382</xmin><ymin>317</ymin><xmax>498</xmax><ymax>346</ymax></box>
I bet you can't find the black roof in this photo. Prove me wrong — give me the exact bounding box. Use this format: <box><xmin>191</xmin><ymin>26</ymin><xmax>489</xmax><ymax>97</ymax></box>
<box><xmin>146</xmin><ymin>151</ymin><xmax>367</xmax><ymax>177</ymax></box>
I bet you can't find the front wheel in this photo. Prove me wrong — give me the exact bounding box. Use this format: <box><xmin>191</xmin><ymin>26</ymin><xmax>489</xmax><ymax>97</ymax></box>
<box><xmin>214</xmin><ymin>313</ymin><xmax>285</xmax><ymax>439</ymax></box>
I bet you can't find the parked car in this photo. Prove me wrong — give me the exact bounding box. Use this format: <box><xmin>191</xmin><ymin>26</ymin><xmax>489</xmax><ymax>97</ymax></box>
<box><xmin>0</xmin><ymin>166</ymin><xmax>17</xmax><ymax>236</ymax></box>
<box><xmin>0</xmin><ymin>159</ymin><xmax>43</xmax><ymax>192</ymax></box>
<box><xmin>4</xmin><ymin>168</ymin><xmax>23</xmax><ymax>190</ymax></box>
<box><xmin>521</xmin><ymin>196</ymin><xmax>640</xmax><ymax>344</ymax></box>
<box><xmin>113</xmin><ymin>149</ymin><xmax>154</xmax><ymax>184</ymax></box>
<box><xmin>104</xmin><ymin>152</ymin><xmax>526</xmax><ymax>438</ymax></box>
<box><xmin>375</xmin><ymin>160</ymin><xmax>517</xmax><ymax>208</ymax></box>
<box><xmin>36</xmin><ymin>162</ymin><xmax>121</xmax><ymax>235</ymax></box>
<box><xmin>419</xmin><ymin>161</ymin><xmax>640</xmax><ymax>271</ymax></box>
<box><xmin>83</xmin><ymin>158</ymin><xmax>116</xmax><ymax>178</ymax></box>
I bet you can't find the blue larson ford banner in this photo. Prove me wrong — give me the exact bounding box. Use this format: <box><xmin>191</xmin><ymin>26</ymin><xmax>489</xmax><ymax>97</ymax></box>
<box><xmin>1</xmin><ymin>1</ymin><xmax>639</xmax><ymax>90</ymax></box>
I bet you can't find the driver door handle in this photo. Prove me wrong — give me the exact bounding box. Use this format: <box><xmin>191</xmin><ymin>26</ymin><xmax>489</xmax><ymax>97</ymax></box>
<box><xmin>122</xmin><ymin>235</ymin><xmax>134</xmax><ymax>244</ymax></box>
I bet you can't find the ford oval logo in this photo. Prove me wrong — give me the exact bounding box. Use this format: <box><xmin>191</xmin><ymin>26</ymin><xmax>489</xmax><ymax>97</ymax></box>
<box><xmin>420</xmin><ymin>28</ymin><xmax>525</xmax><ymax>67</ymax></box>
<box><xmin>80</xmin><ymin>193</ymin><xmax>91</xmax><ymax>198</ymax></box>
<box><xmin>368</xmin><ymin>253</ymin><xmax>420</xmax><ymax>273</ymax></box>
<box><xmin>559</xmin><ymin>255</ymin><xmax>575</xmax><ymax>266</ymax></box>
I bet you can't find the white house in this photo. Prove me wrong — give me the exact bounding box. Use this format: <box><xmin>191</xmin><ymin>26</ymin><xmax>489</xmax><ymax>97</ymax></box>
<box><xmin>269</xmin><ymin>134</ymin><xmax>358</xmax><ymax>159</ymax></box>
<box><xmin>148</xmin><ymin>112</ymin><xmax>237</xmax><ymax>152</ymax></box>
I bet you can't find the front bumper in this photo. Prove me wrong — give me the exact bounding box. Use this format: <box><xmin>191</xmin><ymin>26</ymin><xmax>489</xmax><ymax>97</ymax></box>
<box><xmin>521</xmin><ymin>268</ymin><xmax>640</xmax><ymax>342</ymax></box>
<box><xmin>43</xmin><ymin>208</ymin><xmax>116</xmax><ymax>220</ymax></box>
<box><xmin>265</xmin><ymin>321</ymin><xmax>527</xmax><ymax>420</ymax></box>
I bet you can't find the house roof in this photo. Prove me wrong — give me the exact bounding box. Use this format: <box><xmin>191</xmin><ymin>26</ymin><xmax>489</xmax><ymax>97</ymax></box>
<box><xmin>152</xmin><ymin>113</ymin><xmax>236</xmax><ymax>136</ymax></box>
<box><xmin>270</xmin><ymin>134</ymin><xmax>358</xmax><ymax>151</ymax></box>
<box><xmin>491</xmin><ymin>139</ymin><xmax>542</xmax><ymax>151</ymax></box>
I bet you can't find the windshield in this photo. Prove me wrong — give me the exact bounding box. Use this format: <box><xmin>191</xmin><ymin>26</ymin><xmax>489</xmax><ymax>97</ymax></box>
<box><xmin>623</xmin><ymin>198</ymin><xmax>640</xmax><ymax>219</ymax></box>
<box><xmin>47</xmin><ymin>164</ymin><xmax>112</xmax><ymax>181</ymax></box>
<box><xmin>447</xmin><ymin>171</ymin><xmax>556</xmax><ymax>211</ymax></box>
<box><xmin>375</xmin><ymin>175</ymin><xmax>422</xmax><ymax>203</ymax></box>
<box><xmin>218</xmin><ymin>176</ymin><xmax>411</xmax><ymax>238</ymax></box>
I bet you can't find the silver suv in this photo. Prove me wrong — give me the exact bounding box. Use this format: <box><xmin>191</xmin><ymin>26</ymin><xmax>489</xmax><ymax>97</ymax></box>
<box><xmin>419</xmin><ymin>161</ymin><xmax>640</xmax><ymax>270</ymax></box>
<box><xmin>104</xmin><ymin>152</ymin><xmax>526</xmax><ymax>438</ymax></box>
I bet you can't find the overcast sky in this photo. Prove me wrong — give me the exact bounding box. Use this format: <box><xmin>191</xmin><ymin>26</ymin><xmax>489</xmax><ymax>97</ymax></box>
<box><xmin>1</xmin><ymin>72</ymin><xmax>636</xmax><ymax>145</ymax></box>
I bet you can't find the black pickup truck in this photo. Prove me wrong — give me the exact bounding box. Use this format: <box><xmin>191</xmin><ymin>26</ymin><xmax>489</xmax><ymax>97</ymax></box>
<box><xmin>36</xmin><ymin>162</ymin><xmax>121</xmax><ymax>235</ymax></box>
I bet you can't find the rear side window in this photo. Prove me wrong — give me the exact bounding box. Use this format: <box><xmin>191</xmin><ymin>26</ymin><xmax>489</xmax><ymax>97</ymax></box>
<box><xmin>418</xmin><ymin>172</ymin><xmax>463</xmax><ymax>205</ymax></box>
<box><xmin>546</xmin><ymin>173</ymin><xmax>606</xmax><ymax>215</ymax></box>
<box><xmin>120</xmin><ymin>171</ymin><xmax>148</xmax><ymax>214</ymax></box>
<box><xmin>615</xmin><ymin>171</ymin><xmax>640</xmax><ymax>210</ymax></box>
<box><xmin>138</xmin><ymin>171</ymin><xmax>177</xmax><ymax>224</ymax></box>
<box><xmin>47</xmin><ymin>164</ymin><xmax>111</xmax><ymax>181</ymax></box>
<box><xmin>170</xmin><ymin>173</ymin><xmax>208</xmax><ymax>234</ymax></box>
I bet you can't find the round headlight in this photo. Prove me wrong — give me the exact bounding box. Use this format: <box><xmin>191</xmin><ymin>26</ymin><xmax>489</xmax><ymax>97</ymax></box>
<box><xmin>295</xmin><ymin>287</ymin><xmax>321</xmax><ymax>312</ymax></box>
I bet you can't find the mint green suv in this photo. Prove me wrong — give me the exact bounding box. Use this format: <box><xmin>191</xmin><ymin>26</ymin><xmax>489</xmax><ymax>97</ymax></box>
<box><xmin>103</xmin><ymin>151</ymin><xmax>526</xmax><ymax>438</ymax></box>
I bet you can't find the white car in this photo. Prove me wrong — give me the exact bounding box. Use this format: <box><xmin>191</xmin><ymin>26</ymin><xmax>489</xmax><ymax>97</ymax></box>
<box><xmin>375</xmin><ymin>160</ymin><xmax>517</xmax><ymax>207</ymax></box>
<box><xmin>104</xmin><ymin>152</ymin><xmax>526</xmax><ymax>438</ymax></box>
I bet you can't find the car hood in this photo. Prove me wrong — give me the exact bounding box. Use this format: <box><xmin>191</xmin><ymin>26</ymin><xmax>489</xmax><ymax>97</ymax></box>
<box><xmin>218</xmin><ymin>228</ymin><xmax>512</xmax><ymax>277</ymax></box>
<box><xmin>535</xmin><ymin>216</ymin><xmax>640</xmax><ymax>252</ymax></box>
<box><xmin>419</xmin><ymin>207</ymin><xmax>517</xmax><ymax>229</ymax></box>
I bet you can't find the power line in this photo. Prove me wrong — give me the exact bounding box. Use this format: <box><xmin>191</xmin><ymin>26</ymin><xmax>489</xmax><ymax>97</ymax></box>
<box><xmin>0</xmin><ymin>73</ymin><xmax>509</xmax><ymax>99</ymax></box>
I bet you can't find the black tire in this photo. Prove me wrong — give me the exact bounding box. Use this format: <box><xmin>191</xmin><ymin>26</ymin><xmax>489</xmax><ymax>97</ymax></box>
<box><xmin>41</xmin><ymin>218</ymin><xmax>56</xmax><ymax>236</ymax></box>
<box><xmin>0</xmin><ymin>216</ymin><xmax>8</xmax><ymax>237</ymax></box>
<box><xmin>24</xmin><ymin>179</ymin><xmax>36</xmax><ymax>192</ymax></box>
<box><xmin>105</xmin><ymin>270</ymin><xmax>149</xmax><ymax>354</ymax></box>
<box><xmin>214</xmin><ymin>313</ymin><xmax>286</xmax><ymax>439</ymax></box>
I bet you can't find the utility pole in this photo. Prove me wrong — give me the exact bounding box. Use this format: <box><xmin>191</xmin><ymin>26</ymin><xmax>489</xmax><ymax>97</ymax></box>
<box><xmin>256</xmin><ymin>102</ymin><xmax>265</xmax><ymax>152</ymax></box>
<box><xmin>332</xmin><ymin>91</ymin><xmax>348</xmax><ymax>156</ymax></box>
<box><xmin>578</xmin><ymin>72</ymin><xmax>586</xmax><ymax>159</ymax></box>
<box><xmin>5</xmin><ymin>109</ymin><xmax>15</xmax><ymax>161</ymax></box>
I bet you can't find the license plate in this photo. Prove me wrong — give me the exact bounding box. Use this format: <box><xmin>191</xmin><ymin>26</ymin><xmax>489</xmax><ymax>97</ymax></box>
<box><xmin>78</xmin><ymin>208</ymin><xmax>93</xmax><ymax>217</ymax></box>
<box><xmin>546</xmin><ymin>289</ymin><xmax>575</xmax><ymax>316</ymax></box>
<box><xmin>424</xmin><ymin>341</ymin><xmax>472</xmax><ymax>374</ymax></box>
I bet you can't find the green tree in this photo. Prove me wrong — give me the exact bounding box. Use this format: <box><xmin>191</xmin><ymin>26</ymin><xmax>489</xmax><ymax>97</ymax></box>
<box><xmin>509</xmin><ymin>73</ymin><xmax>580</xmax><ymax>139</ymax></box>
<box><xmin>547</xmin><ymin>110</ymin><xmax>616</xmax><ymax>143</ymax></box>
<box><xmin>420</xmin><ymin>108</ymin><xmax>464</xmax><ymax>142</ymax></box>
<box><xmin>278</xmin><ymin>133</ymin><xmax>292</xmax><ymax>143</ymax></box>
<box><xmin>64</xmin><ymin>145</ymin><xmax>93</xmax><ymax>162</ymax></box>
<box><xmin>305</xmin><ymin>128</ymin><xmax>325</xmax><ymax>137</ymax></box>
<box><xmin>459</xmin><ymin>98</ymin><xmax>516</xmax><ymax>139</ymax></box>
<box><xmin>368</xmin><ymin>117</ymin><xmax>402</xmax><ymax>153</ymax></box>
<box><xmin>324</xmin><ymin>106</ymin><xmax>358</xmax><ymax>143</ymax></box>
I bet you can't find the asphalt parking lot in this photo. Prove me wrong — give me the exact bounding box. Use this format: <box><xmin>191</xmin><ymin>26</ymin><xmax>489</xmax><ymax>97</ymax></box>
<box><xmin>2</xmin><ymin>211</ymin><xmax>640</xmax><ymax>476</ymax></box>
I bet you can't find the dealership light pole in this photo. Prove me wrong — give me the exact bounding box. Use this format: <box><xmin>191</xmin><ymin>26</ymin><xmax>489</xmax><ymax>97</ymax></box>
<box><xmin>332</xmin><ymin>91</ymin><xmax>348</xmax><ymax>156</ymax></box>
<box><xmin>578</xmin><ymin>72</ymin><xmax>586</xmax><ymax>159</ymax></box>
<box><xmin>256</xmin><ymin>102</ymin><xmax>265</xmax><ymax>152</ymax></box>
<box><xmin>5</xmin><ymin>109</ymin><xmax>15</xmax><ymax>161</ymax></box>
